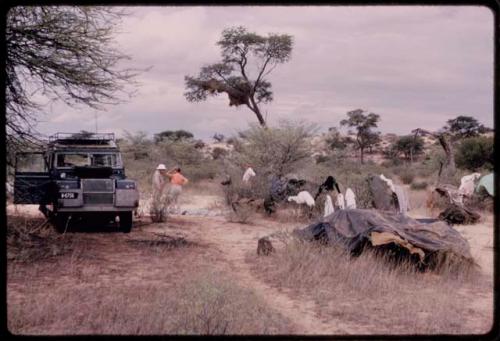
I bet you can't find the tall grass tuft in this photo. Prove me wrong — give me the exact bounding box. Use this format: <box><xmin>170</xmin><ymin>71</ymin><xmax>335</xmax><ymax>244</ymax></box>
<box><xmin>251</xmin><ymin>238</ymin><xmax>487</xmax><ymax>334</ymax></box>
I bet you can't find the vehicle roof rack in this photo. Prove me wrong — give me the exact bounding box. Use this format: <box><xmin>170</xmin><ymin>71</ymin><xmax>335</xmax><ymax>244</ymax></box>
<box><xmin>49</xmin><ymin>132</ymin><xmax>115</xmax><ymax>145</ymax></box>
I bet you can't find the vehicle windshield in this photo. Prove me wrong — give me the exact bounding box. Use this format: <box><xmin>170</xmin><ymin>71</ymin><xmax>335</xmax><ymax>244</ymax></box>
<box><xmin>56</xmin><ymin>153</ymin><xmax>121</xmax><ymax>168</ymax></box>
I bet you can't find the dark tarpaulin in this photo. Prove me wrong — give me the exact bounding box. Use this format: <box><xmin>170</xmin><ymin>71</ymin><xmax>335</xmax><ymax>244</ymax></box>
<box><xmin>367</xmin><ymin>175</ymin><xmax>399</xmax><ymax>212</ymax></box>
<box><xmin>293</xmin><ymin>209</ymin><xmax>472</xmax><ymax>263</ymax></box>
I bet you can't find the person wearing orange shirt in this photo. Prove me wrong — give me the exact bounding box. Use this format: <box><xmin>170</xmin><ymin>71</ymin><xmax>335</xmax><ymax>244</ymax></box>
<box><xmin>165</xmin><ymin>167</ymin><xmax>188</xmax><ymax>213</ymax></box>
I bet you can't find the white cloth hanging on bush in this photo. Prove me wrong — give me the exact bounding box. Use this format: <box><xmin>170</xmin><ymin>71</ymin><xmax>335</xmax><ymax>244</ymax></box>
<box><xmin>324</xmin><ymin>194</ymin><xmax>334</xmax><ymax>217</ymax></box>
<box><xmin>345</xmin><ymin>188</ymin><xmax>356</xmax><ymax>209</ymax></box>
<box><xmin>336</xmin><ymin>193</ymin><xmax>345</xmax><ymax>209</ymax></box>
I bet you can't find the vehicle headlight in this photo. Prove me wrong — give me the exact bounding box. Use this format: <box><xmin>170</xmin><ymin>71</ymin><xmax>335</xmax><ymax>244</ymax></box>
<box><xmin>57</xmin><ymin>181</ymin><xmax>79</xmax><ymax>189</ymax></box>
<box><xmin>116</xmin><ymin>180</ymin><xmax>136</xmax><ymax>189</ymax></box>
<box><xmin>60</xmin><ymin>172</ymin><xmax>66</xmax><ymax>179</ymax></box>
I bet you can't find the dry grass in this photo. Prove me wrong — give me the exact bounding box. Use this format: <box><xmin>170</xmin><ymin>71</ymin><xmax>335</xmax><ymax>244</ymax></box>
<box><xmin>8</xmin><ymin>270</ymin><xmax>293</xmax><ymax>335</ymax></box>
<box><xmin>250</xmin><ymin>239</ymin><xmax>491</xmax><ymax>334</ymax></box>
<box><xmin>7</xmin><ymin>215</ymin><xmax>78</xmax><ymax>263</ymax></box>
<box><xmin>225</xmin><ymin>204</ymin><xmax>255</xmax><ymax>224</ymax></box>
<box><xmin>7</xmin><ymin>215</ymin><xmax>293</xmax><ymax>335</ymax></box>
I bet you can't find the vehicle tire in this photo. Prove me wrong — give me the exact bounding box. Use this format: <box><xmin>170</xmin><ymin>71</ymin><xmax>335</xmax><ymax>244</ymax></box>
<box><xmin>54</xmin><ymin>213</ymin><xmax>69</xmax><ymax>234</ymax></box>
<box><xmin>119</xmin><ymin>211</ymin><xmax>133</xmax><ymax>233</ymax></box>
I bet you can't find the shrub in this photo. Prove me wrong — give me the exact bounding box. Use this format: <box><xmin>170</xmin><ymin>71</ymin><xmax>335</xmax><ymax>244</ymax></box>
<box><xmin>398</xmin><ymin>168</ymin><xmax>415</xmax><ymax>184</ymax></box>
<box><xmin>154</xmin><ymin>130</ymin><xmax>194</xmax><ymax>143</ymax></box>
<box><xmin>212</xmin><ymin>147</ymin><xmax>228</xmax><ymax>160</ymax></box>
<box><xmin>213</xmin><ymin>133</ymin><xmax>225</xmax><ymax>142</ymax></box>
<box><xmin>314</xmin><ymin>154</ymin><xmax>329</xmax><ymax>164</ymax></box>
<box><xmin>410</xmin><ymin>181</ymin><xmax>428</xmax><ymax>190</ymax></box>
<box><xmin>225</xmin><ymin>204</ymin><xmax>255</xmax><ymax>224</ymax></box>
<box><xmin>222</xmin><ymin>121</ymin><xmax>316</xmax><ymax>203</ymax></box>
<box><xmin>193</xmin><ymin>140</ymin><xmax>206</xmax><ymax>149</ymax></box>
<box><xmin>7</xmin><ymin>216</ymin><xmax>77</xmax><ymax>262</ymax></box>
<box><xmin>231</xmin><ymin>121</ymin><xmax>316</xmax><ymax>179</ymax></box>
<box><xmin>302</xmin><ymin>160</ymin><xmax>381</xmax><ymax>209</ymax></box>
<box><xmin>149</xmin><ymin>198</ymin><xmax>167</xmax><ymax>222</ymax></box>
<box><xmin>392</xmin><ymin>135</ymin><xmax>425</xmax><ymax>162</ymax></box>
<box><xmin>465</xmin><ymin>191</ymin><xmax>494</xmax><ymax>213</ymax></box>
<box><xmin>455</xmin><ymin>136</ymin><xmax>494</xmax><ymax>171</ymax></box>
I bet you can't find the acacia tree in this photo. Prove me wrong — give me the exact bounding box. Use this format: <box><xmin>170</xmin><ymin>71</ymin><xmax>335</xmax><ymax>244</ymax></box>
<box><xmin>326</xmin><ymin>126</ymin><xmax>352</xmax><ymax>151</ymax></box>
<box><xmin>443</xmin><ymin>115</ymin><xmax>488</xmax><ymax>139</ymax></box>
<box><xmin>184</xmin><ymin>26</ymin><xmax>293</xmax><ymax>126</ymax></box>
<box><xmin>340</xmin><ymin>109</ymin><xmax>380</xmax><ymax>164</ymax></box>
<box><xmin>393</xmin><ymin>135</ymin><xmax>424</xmax><ymax>162</ymax></box>
<box><xmin>365</xmin><ymin>131</ymin><xmax>381</xmax><ymax>154</ymax></box>
<box><xmin>6</xmin><ymin>6</ymin><xmax>139</xmax><ymax>166</ymax></box>
<box><xmin>154</xmin><ymin>130</ymin><xmax>194</xmax><ymax>143</ymax></box>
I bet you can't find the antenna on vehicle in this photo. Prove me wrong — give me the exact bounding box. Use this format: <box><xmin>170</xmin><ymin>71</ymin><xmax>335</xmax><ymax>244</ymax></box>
<box><xmin>94</xmin><ymin>111</ymin><xmax>98</xmax><ymax>133</ymax></box>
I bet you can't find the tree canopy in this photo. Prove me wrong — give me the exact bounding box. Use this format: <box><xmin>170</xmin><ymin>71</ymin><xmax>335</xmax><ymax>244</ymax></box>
<box><xmin>154</xmin><ymin>130</ymin><xmax>194</xmax><ymax>143</ymax></box>
<box><xmin>325</xmin><ymin>127</ymin><xmax>352</xmax><ymax>151</ymax></box>
<box><xmin>455</xmin><ymin>136</ymin><xmax>494</xmax><ymax>171</ymax></box>
<box><xmin>443</xmin><ymin>115</ymin><xmax>489</xmax><ymax>139</ymax></box>
<box><xmin>184</xmin><ymin>26</ymin><xmax>293</xmax><ymax>126</ymax></box>
<box><xmin>340</xmin><ymin>109</ymin><xmax>380</xmax><ymax>164</ymax></box>
<box><xmin>393</xmin><ymin>135</ymin><xmax>424</xmax><ymax>162</ymax></box>
<box><xmin>6</xmin><ymin>6</ymin><xmax>139</xmax><ymax>165</ymax></box>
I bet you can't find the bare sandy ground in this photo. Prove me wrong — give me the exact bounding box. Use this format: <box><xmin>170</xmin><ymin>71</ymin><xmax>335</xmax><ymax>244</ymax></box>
<box><xmin>7</xmin><ymin>188</ymin><xmax>495</xmax><ymax>334</ymax></box>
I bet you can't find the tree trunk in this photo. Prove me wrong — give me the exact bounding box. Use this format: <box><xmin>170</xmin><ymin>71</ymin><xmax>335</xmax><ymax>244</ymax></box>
<box><xmin>249</xmin><ymin>96</ymin><xmax>266</xmax><ymax>126</ymax></box>
<box><xmin>360</xmin><ymin>147</ymin><xmax>364</xmax><ymax>164</ymax></box>
<box><xmin>437</xmin><ymin>134</ymin><xmax>456</xmax><ymax>184</ymax></box>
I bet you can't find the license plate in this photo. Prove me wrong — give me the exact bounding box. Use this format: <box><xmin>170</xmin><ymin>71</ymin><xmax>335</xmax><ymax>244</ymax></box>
<box><xmin>60</xmin><ymin>192</ymin><xmax>78</xmax><ymax>199</ymax></box>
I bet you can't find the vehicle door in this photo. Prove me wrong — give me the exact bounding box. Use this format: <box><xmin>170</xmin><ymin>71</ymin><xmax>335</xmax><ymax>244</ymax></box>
<box><xmin>14</xmin><ymin>152</ymin><xmax>51</xmax><ymax>204</ymax></box>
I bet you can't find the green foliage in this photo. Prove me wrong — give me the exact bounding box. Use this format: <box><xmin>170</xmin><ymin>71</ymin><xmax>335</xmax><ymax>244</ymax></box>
<box><xmin>340</xmin><ymin>109</ymin><xmax>381</xmax><ymax>163</ymax></box>
<box><xmin>443</xmin><ymin>115</ymin><xmax>488</xmax><ymax>139</ymax></box>
<box><xmin>365</xmin><ymin>131</ymin><xmax>381</xmax><ymax>153</ymax></box>
<box><xmin>391</xmin><ymin>135</ymin><xmax>425</xmax><ymax>161</ymax></box>
<box><xmin>212</xmin><ymin>147</ymin><xmax>228</xmax><ymax>160</ymax></box>
<box><xmin>184</xmin><ymin>26</ymin><xmax>294</xmax><ymax>126</ymax></box>
<box><xmin>154</xmin><ymin>130</ymin><xmax>194</xmax><ymax>143</ymax></box>
<box><xmin>120</xmin><ymin>132</ymin><xmax>219</xmax><ymax>193</ymax></box>
<box><xmin>315</xmin><ymin>154</ymin><xmax>330</xmax><ymax>164</ymax></box>
<box><xmin>398</xmin><ymin>168</ymin><xmax>415</xmax><ymax>185</ymax></box>
<box><xmin>213</xmin><ymin>133</ymin><xmax>225</xmax><ymax>142</ymax></box>
<box><xmin>325</xmin><ymin>127</ymin><xmax>352</xmax><ymax>151</ymax></box>
<box><xmin>307</xmin><ymin>160</ymin><xmax>389</xmax><ymax>209</ymax></box>
<box><xmin>193</xmin><ymin>140</ymin><xmax>206</xmax><ymax>149</ymax></box>
<box><xmin>6</xmin><ymin>7</ymin><xmax>139</xmax><ymax>151</ymax></box>
<box><xmin>455</xmin><ymin>136</ymin><xmax>494</xmax><ymax>171</ymax></box>
<box><xmin>411</xmin><ymin>181</ymin><xmax>428</xmax><ymax>190</ymax></box>
<box><xmin>122</xmin><ymin>130</ymin><xmax>152</xmax><ymax>160</ymax></box>
<box><xmin>155</xmin><ymin>140</ymin><xmax>217</xmax><ymax>180</ymax></box>
<box><xmin>232</xmin><ymin>121</ymin><xmax>316</xmax><ymax>179</ymax></box>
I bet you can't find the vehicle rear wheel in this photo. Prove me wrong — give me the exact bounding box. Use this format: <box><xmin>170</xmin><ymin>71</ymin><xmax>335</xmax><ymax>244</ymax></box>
<box><xmin>119</xmin><ymin>211</ymin><xmax>133</xmax><ymax>233</ymax></box>
<box><xmin>54</xmin><ymin>213</ymin><xmax>70</xmax><ymax>234</ymax></box>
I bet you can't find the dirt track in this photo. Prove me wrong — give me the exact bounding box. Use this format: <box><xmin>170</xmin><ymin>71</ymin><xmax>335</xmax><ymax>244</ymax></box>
<box><xmin>160</xmin><ymin>215</ymin><xmax>357</xmax><ymax>334</ymax></box>
<box><xmin>7</xmin><ymin>197</ymin><xmax>494</xmax><ymax>334</ymax></box>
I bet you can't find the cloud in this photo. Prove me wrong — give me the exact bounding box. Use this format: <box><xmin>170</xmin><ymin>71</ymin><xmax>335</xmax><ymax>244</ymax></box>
<box><xmin>35</xmin><ymin>5</ymin><xmax>494</xmax><ymax>140</ymax></box>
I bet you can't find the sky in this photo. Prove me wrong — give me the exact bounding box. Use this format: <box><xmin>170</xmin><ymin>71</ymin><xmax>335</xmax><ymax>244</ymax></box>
<box><xmin>34</xmin><ymin>5</ymin><xmax>494</xmax><ymax>140</ymax></box>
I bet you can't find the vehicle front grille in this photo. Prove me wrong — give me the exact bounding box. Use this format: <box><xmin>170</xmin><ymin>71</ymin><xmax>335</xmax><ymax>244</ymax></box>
<box><xmin>82</xmin><ymin>179</ymin><xmax>114</xmax><ymax>192</ymax></box>
<box><xmin>83</xmin><ymin>193</ymin><xmax>114</xmax><ymax>205</ymax></box>
<box><xmin>82</xmin><ymin>179</ymin><xmax>114</xmax><ymax>205</ymax></box>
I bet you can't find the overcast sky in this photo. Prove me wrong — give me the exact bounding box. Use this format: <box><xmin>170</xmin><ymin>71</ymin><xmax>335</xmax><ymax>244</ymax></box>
<box><xmin>35</xmin><ymin>5</ymin><xmax>494</xmax><ymax>140</ymax></box>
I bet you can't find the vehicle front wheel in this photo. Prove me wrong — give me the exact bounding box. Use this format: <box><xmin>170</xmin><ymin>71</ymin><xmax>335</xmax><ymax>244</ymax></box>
<box><xmin>119</xmin><ymin>211</ymin><xmax>133</xmax><ymax>233</ymax></box>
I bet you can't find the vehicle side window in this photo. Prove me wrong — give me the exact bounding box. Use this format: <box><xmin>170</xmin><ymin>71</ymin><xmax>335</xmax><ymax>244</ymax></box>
<box><xmin>16</xmin><ymin>153</ymin><xmax>47</xmax><ymax>173</ymax></box>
